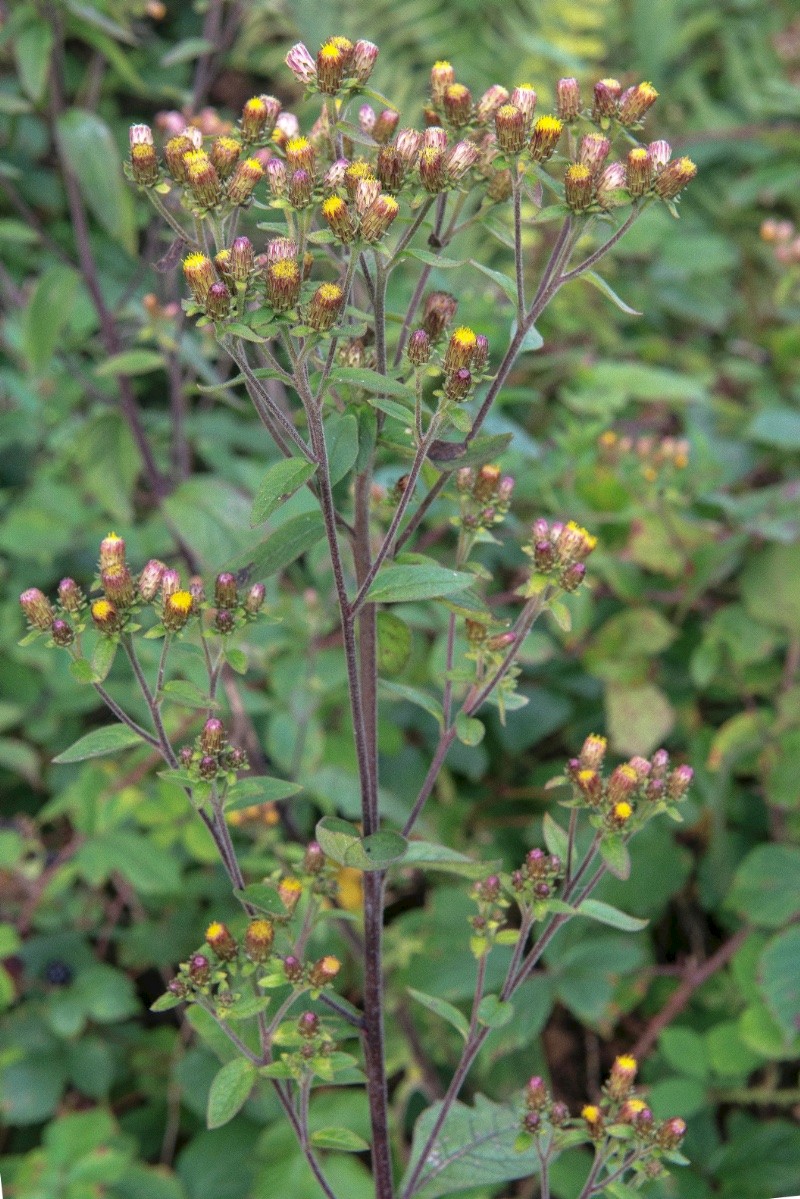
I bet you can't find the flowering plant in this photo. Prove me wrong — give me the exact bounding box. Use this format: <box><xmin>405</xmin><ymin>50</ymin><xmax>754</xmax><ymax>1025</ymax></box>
<box><xmin>20</xmin><ymin>37</ymin><xmax>698</xmax><ymax>1199</ymax></box>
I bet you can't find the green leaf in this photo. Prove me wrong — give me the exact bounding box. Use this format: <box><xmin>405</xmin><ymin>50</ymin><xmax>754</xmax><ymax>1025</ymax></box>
<box><xmin>746</xmin><ymin>406</ymin><xmax>800</xmax><ymax>450</ymax></box>
<box><xmin>327</xmin><ymin>412</ymin><xmax>360</xmax><ymax>484</ymax></box>
<box><xmin>56</xmin><ymin>109</ymin><xmax>136</xmax><ymax>254</ymax></box>
<box><xmin>455</xmin><ymin>713</ymin><xmax>485</xmax><ymax>746</ymax></box>
<box><xmin>400</xmin><ymin>248</ymin><xmax>464</xmax><ymax>268</ymax></box>
<box><xmin>22</xmin><ymin>264</ymin><xmax>80</xmax><ymax>372</ymax></box>
<box><xmin>250</xmin><ymin>458</ymin><xmax>318</xmax><ymax>526</ymax></box>
<box><xmin>468</xmin><ymin>260</ymin><xmax>518</xmax><ymax>303</ymax></box>
<box><xmin>234</xmin><ymin>882</ymin><xmax>285</xmax><ymax>914</ymax></box>
<box><xmin>376</xmin><ymin>610</ymin><xmax>412</xmax><ymax>676</ymax></box>
<box><xmin>160</xmin><ymin>36</ymin><xmax>214</xmax><ymax>66</ymax></box>
<box><xmin>366</xmin><ymin>564</ymin><xmax>475</xmax><ymax>604</ymax></box>
<box><xmin>315</xmin><ymin>816</ymin><xmax>407</xmax><ymax>871</ymax></box>
<box><xmin>225</xmin><ymin>777</ymin><xmax>303</xmax><ymax>812</ymax></box>
<box><xmin>542</xmin><ymin>813</ymin><xmax>569</xmax><ymax>860</ymax></box>
<box><xmin>582</xmin><ymin>270</ymin><xmax>643</xmax><ymax>316</ymax></box>
<box><xmin>69</xmin><ymin>658</ymin><xmax>95</xmax><ymax>684</ymax></box>
<box><xmin>53</xmin><ymin>724</ymin><xmax>147</xmax><ymax>763</ymax></box>
<box><xmin>225</xmin><ymin>647</ymin><xmax>248</xmax><ymax>675</ymax></box>
<box><xmin>477</xmin><ymin>995</ymin><xmax>514</xmax><ymax>1028</ymax></box>
<box><xmin>400</xmin><ymin>841</ymin><xmax>488</xmax><ymax>878</ymax></box>
<box><xmin>14</xmin><ymin>16</ymin><xmax>54</xmax><ymax>104</ymax></box>
<box><xmin>428</xmin><ymin>433</ymin><xmax>513</xmax><ymax>471</ymax></box>
<box><xmin>606</xmin><ymin>682</ymin><xmax>675</xmax><ymax>757</ymax></box>
<box><xmin>331</xmin><ymin>365</ymin><xmax>416</xmax><ymax>401</ymax></box>
<box><xmin>161</xmin><ymin>679</ymin><xmax>215</xmax><ymax>709</ymax></box>
<box><xmin>759</xmin><ymin>925</ymin><xmax>800</xmax><ymax>1042</ymax></box>
<box><xmin>728</xmin><ymin>845</ymin><xmax>800</xmax><ymax>927</ymax></box>
<box><xmin>91</xmin><ymin>637</ymin><xmax>117</xmax><ymax>683</ymax></box>
<box><xmin>599</xmin><ymin>835</ymin><xmax>631</xmax><ymax>880</ymax></box>
<box><xmin>309</xmin><ymin>1127</ymin><xmax>371</xmax><ymax>1152</ymax></box>
<box><xmin>407</xmin><ymin>987</ymin><xmax>470</xmax><ymax>1040</ymax></box>
<box><xmin>151</xmin><ymin>991</ymin><xmax>184</xmax><ymax>1012</ymax></box>
<box><xmin>402</xmin><ymin>1094</ymin><xmax>541</xmax><ymax>1199</ymax></box>
<box><xmin>94</xmin><ymin>350</ymin><xmax>165</xmax><ymax>378</ymax></box>
<box><xmin>242</xmin><ymin>511</ymin><xmax>326</xmax><ymax>580</ymax></box>
<box><xmin>378</xmin><ymin>680</ymin><xmax>444</xmax><ymax>726</ymax></box>
<box><xmin>574</xmin><ymin>899</ymin><xmax>648</xmax><ymax>932</ymax></box>
<box><xmin>207</xmin><ymin>1058</ymin><xmax>256</xmax><ymax>1129</ymax></box>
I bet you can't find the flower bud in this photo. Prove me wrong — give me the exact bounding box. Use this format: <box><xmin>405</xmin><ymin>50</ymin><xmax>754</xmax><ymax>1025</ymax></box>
<box><xmin>241</xmin><ymin>95</ymin><xmax>280</xmax><ymax>142</ymax></box>
<box><xmin>564</xmin><ymin>163</ymin><xmax>594</xmax><ymax>211</ymax></box>
<box><xmin>579</xmin><ymin>734</ymin><xmax>607</xmax><ymax>771</ymax></box>
<box><xmin>592</xmin><ymin>78</ymin><xmax>622</xmax><ymax>120</ymax></box>
<box><xmin>244</xmin><ymin>582</ymin><xmax>266</xmax><ymax>614</ymax></box>
<box><xmin>610</xmin><ymin>799</ymin><xmax>633</xmax><ymax>826</ymax></box>
<box><xmin>556</xmin><ymin>77</ymin><xmax>581</xmax><ymax>121</ymax></box>
<box><xmin>307</xmin><ymin>282</ymin><xmax>344</xmax><ymax>331</ymax></box>
<box><xmin>188</xmin><ymin>953</ymin><xmax>210</xmax><ymax>984</ymax></box>
<box><xmin>626</xmin><ymin>147</ymin><xmax>652</xmax><ymax>196</ymax></box>
<box><xmin>198</xmin><ymin>754</ymin><xmax>218</xmax><ymax>780</ymax></box>
<box><xmin>376</xmin><ymin>145</ymin><xmax>404</xmax><ymax>192</ymax></box>
<box><xmin>276</xmin><ymin>111</ymin><xmax>300</xmax><ymax>141</ymax></box>
<box><xmin>285</xmin><ymin>42</ymin><xmax>316</xmax><ymax>85</ymax></box>
<box><xmin>407</xmin><ymin>329</ymin><xmax>431</xmax><ymax>366</ymax></box>
<box><xmin>419</xmin><ymin>147</ymin><xmax>447</xmax><ymax>192</ymax></box>
<box><xmin>495</xmin><ymin>104</ymin><xmax>526</xmax><ymax>153</ymax></box>
<box><xmin>214</xmin><ymin>609</ymin><xmax>234</xmax><ymax>635</ymax></box>
<box><xmin>244</xmin><ymin>918</ymin><xmax>274</xmax><ymax>961</ymax></box>
<box><xmin>430</xmin><ymin>60</ymin><xmax>455</xmax><ymax>104</ymax></box>
<box><xmin>578</xmin><ymin>132</ymin><xmax>611</xmax><ymax>174</ymax></box>
<box><xmin>354</xmin><ymin>176</ymin><xmax>381</xmax><ymax>216</ymax></box>
<box><xmin>529</xmin><ymin>115</ymin><xmax>563</xmax><ymax>162</ymax></box>
<box><xmin>99</xmin><ymin>532</ymin><xmax>126</xmax><ymax>570</ymax></box>
<box><xmin>444</xmin><ymin>326</ymin><xmax>477</xmax><ymax>371</ymax></box>
<box><xmin>476</xmin><ymin>84</ymin><xmax>510</xmax><ymax>123</ymax></box>
<box><xmin>654</xmin><ymin>156</ymin><xmax>697</xmax><ymax>199</ymax></box>
<box><xmin>164</xmin><ymin>134</ymin><xmax>193</xmax><ymax>181</ymax></box>
<box><xmin>422</xmin><ymin>291</ymin><xmax>457</xmax><ymax>338</ymax></box>
<box><xmin>179</xmin><ymin>745</ymin><xmax>193</xmax><ymax>768</ymax></box>
<box><xmin>619</xmin><ymin>82</ymin><xmax>658</xmax><ymax>125</ymax></box>
<box><xmin>183</xmin><ymin>253</ymin><xmax>216</xmax><ymax>304</ymax></box>
<box><xmin>608</xmin><ymin>763</ymin><xmax>638</xmax><ymax>804</ymax></box>
<box><xmin>21</xmin><ymin>589</ymin><xmax>54</xmax><ymax>631</ymax></box>
<box><xmin>159</xmin><ymin>569</ymin><xmax>181</xmax><ymax>602</ymax></box>
<box><xmin>373</xmin><ymin>109</ymin><xmax>399</xmax><ymax>144</ymax></box>
<box><xmin>303</xmin><ymin>841</ymin><xmax>325</xmax><ymax>874</ymax></box>
<box><xmin>596</xmin><ymin>162</ymin><xmax>628</xmax><ymax>209</ymax></box>
<box><xmin>445</xmin><ymin>140</ymin><xmax>479</xmax><ymax>182</ymax></box>
<box><xmin>214</xmin><ymin>572</ymin><xmax>238</xmax><ymax>608</ymax></box>
<box><xmin>510</xmin><ymin>84</ymin><xmax>537</xmax><ymax>125</ymax></box>
<box><xmin>359</xmin><ymin>104</ymin><xmax>376</xmax><ymax>135</ymax></box>
<box><xmin>474</xmin><ymin>464</ymin><xmax>501</xmax><ymax>502</ymax></box>
<box><xmin>576</xmin><ymin>768</ymin><xmax>602</xmax><ymax>804</ymax></box>
<box><xmin>227</xmin><ymin>236</ymin><xmax>254</xmax><ymax>285</ymax></box>
<box><xmin>209</xmin><ymin>135</ymin><xmax>241</xmax><ymax>180</ymax></box>
<box><xmin>201</xmin><ymin>718</ymin><xmax>225</xmax><ymax>754</ymax></box>
<box><xmin>487</xmin><ymin>168</ymin><xmax>513</xmax><ymax>202</ymax></box>
<box><xmin>205</xmin><ymin>281</ymin><xmax>231</xmax><ymax>321</ymax></box>
<box><xmin>360</xmin><ymin>194</ymin><xmax>399</xmax><ymax>242</ymax></box>
<box><xmin>266</xmin><ymin>158</ymin><xmax>287</xmax><ymax>198</ymax></box>
<box><xmin>551</xmin><ymin>1101</ymin><xmax>570</xmax><ymax>1126</ymax></box>
<box><xmin>352</xmin><ymin>39</ymin><xmax>379</xmax><ymax>83</ymax></box>
<box><xmin>102</xmin><ymin>565</ymin><xmax>135</xmax><ymax>608</ymax></box>
<box><xmin>667</xmin><ymin>764</ymin><xmax>693</xmax><ymax>800</ymax></box>
<box><xmin>608</xmin><ymin>1054</ymin><xmax>637</xmax><ymax>1099</ymax></box>
<box><xmin>288</xmin><ymin>168</ymin><xmax>313</xmax><ymax>208</ymax></box>
<box><xmin>283</xmin><ymin>954</ymin><xmax>304</xmax><ymax>982</ymax></box>
<box><xmin>582</xmin><ymin>1104</ymin><xmax>604</xmax><ymax>1136</ymax></box>
<box><xmin>278</xmin><ymin>876</ymin><xmax>303</xmax><ymax>912</ymax></box>
<box><xmin>51</xmin><ymin>618</ymin><xmax>74</xmax><ymax>647</ymax></box>
<box><xmin>227</xmin><ymin>157</ymin><xmax>263</xmax><ymax>205</ymax></box>
<box><xmin>648</xmin><ymin>140</ymin><xmax>671</xmax><ymax>173</ymax></box>
<box><xmin>522</xmin><ymin>1111</ymin><xmax>541</xmax><ymax>1133</ymax></box>
<box><xmin>443</xmin><ymin>83</ymin><xmax>472</xmax><ymax>127</ymax></box>
<box><xmin>657</xmin><ymin>1116</ymin><xmax>686</xmax><ymax>1149</ymax></box>
<box><xmin>130</xmin><ymin>142</ymin><xmax>159</xmax><ymax>186</ymax></box>
<box><xmin>57</xmin><ymin>578</ymin><xmax>84</xmax><ymax>612</ymax></box>
<box><xmin>267</xmin><ymin>259</ymin><xmax>301</xmax><ymax>310</ymax></box>
<box><xmin>396</xmin><ymin>128</ymin><xmax>423</xmax><ymax>166</ymax></box>
<box><xmin>322</xmin><ymin>194</ymin><xmax>356</xmax><ymax>243</ymax></box>
<box><xmin>91</xmin><ymin>598</ymin><xmax>119</xmax><ymax>633</ymax></box>
<box><xmin>168</xmin><ymin>977</ymin><xmax>188</xmax><ymax>998</ymax></box>
<box><xmin>298</xmin><ymin>1011</ymin><xmax>319</xmax><ymax>1038</ymax></box>
<box><xmin>206</xmin><ymin>920</ymin><xmax>237</xmax><ymax>961</ymax></box>
<box><xmin>525</xmin><ymin>1075</ymin><xmax>549</xmax><ymax>1110</ymax></box>
<box><xmin>184</xmin><ymin>150</ymin><xmax>222</xmax><ymax>207</ymax></box>
<box><xmin>619</xmin><ymin>1097</ymin><xmax>648</xmax><ymax>1123</ymax></box>
<box><xmin>225</xmin><ymin>746</ymin><xmax>247</xmax><ymax>771</ymax></box>
<box><xmin>316</xmin><ymin>40</ymin><xmax>348</xmax><ymax>94</ymax></box>
<box><xmin>309</xmin><ymin>955</ymin><xmax>341</xmax><ymax>987</ymax></box>
<box><xmin>445</xmin><ymin>367</ymin><xmax>472</xmax><ymax>402</ymax></box>
<box><xmin>471</xmin><ymin>334</ymin><xmax>490</xmax><ymax>372</ymax></box>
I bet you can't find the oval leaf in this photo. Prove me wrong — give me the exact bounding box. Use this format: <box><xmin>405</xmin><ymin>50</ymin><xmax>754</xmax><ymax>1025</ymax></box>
<box><xmin>366</xmin><ymin>564</ymin><xmax>475</xmax><ymax>604</ymax></box>
<box><xmin>207</xmin><ymin>1058</ymin><xmax>256</xmax><ymax>1129</ymax></box>
<box><xmin>575</xmin><ymin>898</ymin><xmax>648</xmax><ymax>932</ymax></box>
<box><xmin>407</xmin><ymin>987</ymin><xmax>469</xmax><ymax>1040</ymax></box>
<box><xmin>53</xmin><ymin>724</ymin><xmax>147</xmax><ymax>764</ymax></box>
<box><xmin>310</xmin><ymin>1127</ymin><xmax>371</xmax><ymax>1152</ymax></box>
<box><xmin>250</xmin><ymin>458</ymin><xmax>318</xmax><ymax>526</ymax></box>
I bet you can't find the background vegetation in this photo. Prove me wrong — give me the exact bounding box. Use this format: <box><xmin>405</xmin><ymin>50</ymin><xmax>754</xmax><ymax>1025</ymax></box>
<box><xmin>1</xmin><ymin>1</ymin><xmax>799</xmax><ymax>1197</ymax></box>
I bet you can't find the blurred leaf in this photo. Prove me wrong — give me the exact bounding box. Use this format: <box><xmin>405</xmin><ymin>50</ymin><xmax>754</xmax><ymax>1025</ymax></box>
<box><xmin>21</xmin><ymin>264</ymin><xmax>80</xmax><ymax>372</ymax></box>
<box><xmin>56</xmin><ymin>109</ymin><xmax>136</xmax><ymax>254</ymax></box>
<box><xmin>310</xmin><ymin>1127</ymin><xmax>370</xmax><ymax>1152</ymax></box>
<box><xmin>14</xmin><ymin>16</ymin><xmax>54</xmax><ymax>103</ymax></box>
<box><xmin>53</xmin><ymin>724</ymin><xmax>147</xmax><ymax>763</ymax></box>
<box><xmin>606</xmin><ymin>682</ymin><xmax>675</xmax><ymax>756</ymax></box>
<box><xmin>574</xmin><ymin>899</ymin><xmax>648</xmax><ymax>932</ymax></box>
<box><xmin>376</xmin><ymin>610</ymin><xmax>412</xmax><ymax>676</ymax></box>
<box><xmin>95</xmin><ymin>350</ymin><xmax>165</xmax><ymax>377</ymax></box>
<box><xmin>250</xmin><ymin>458</ymin><xmax>317</xmax><ymax>526</ymax></box>
<box><xmin>727</xmin><ymin>845</ymin><xmax>800</xmax><ymax>928</ymax></box>
<box><xmin>207</xmin><ymin>1058</ymin><xmax>256</xmax><ymax>1129</ymax></box>
<box><xmin>407</xmin><ymin>987</ymin><xmax>469</xmax><ymax>1040</ymax></box>
<box><xmin>758</xmin><ymin>926</ymin><xmax>800</xmax><ymax>1042</ymax></box>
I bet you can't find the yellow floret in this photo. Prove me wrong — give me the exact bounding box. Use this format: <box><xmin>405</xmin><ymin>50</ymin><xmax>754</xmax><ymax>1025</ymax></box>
<box><xmin>613</xmin><ymin>800</ymin><xmax>633</xmax><ymax>821</ymax></box>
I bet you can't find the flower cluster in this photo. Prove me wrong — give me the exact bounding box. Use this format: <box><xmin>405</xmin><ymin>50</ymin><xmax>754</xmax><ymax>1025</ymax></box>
<box><xmin>454</xmin><ymin>463</ymin><xmax>514</xmax><ymax>532</ymax></box>
<box><xmin>598</xmin><ymin>428</ymin><xmax>690</xmax><ymax>482</ymax></box>
<box><xmin>509</xmin><ymin>847</ymin><xmax>564</xmax><ymax>909</ymax></box>
<box><xmin>177</xmin><ymin>717</ymin><xmax>248</xmax><ymax>783</ymax></box>
<box><xmin>523</xmin><ymin>518</ymin><xmax>598</xmax><ymax>594</ymax></box>
<box><xmin>761</xmin><ymin>217</ymin><xmax>800</xmax><ymax>266</ymax></box>
<box><xmin>517</xmin><ymin>1058</ymin><xmax>688</xmax><ymax>1185</ymax></box>
<box><xmin>19</xmin><ymin>534</ymin><xmax>266</xmax><ymax>648</ymax></box>
<box><xmin>561</xmin><ymin>737</ymin><xmax>693</xmax><ymax>832</ymax></box>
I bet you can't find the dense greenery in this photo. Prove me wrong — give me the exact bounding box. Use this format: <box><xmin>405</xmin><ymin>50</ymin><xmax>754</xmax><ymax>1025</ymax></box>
<box><xmin>1</xmin><ymin>2</ymin><xmax>799</xmax><ymax>1198</ymax></box>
